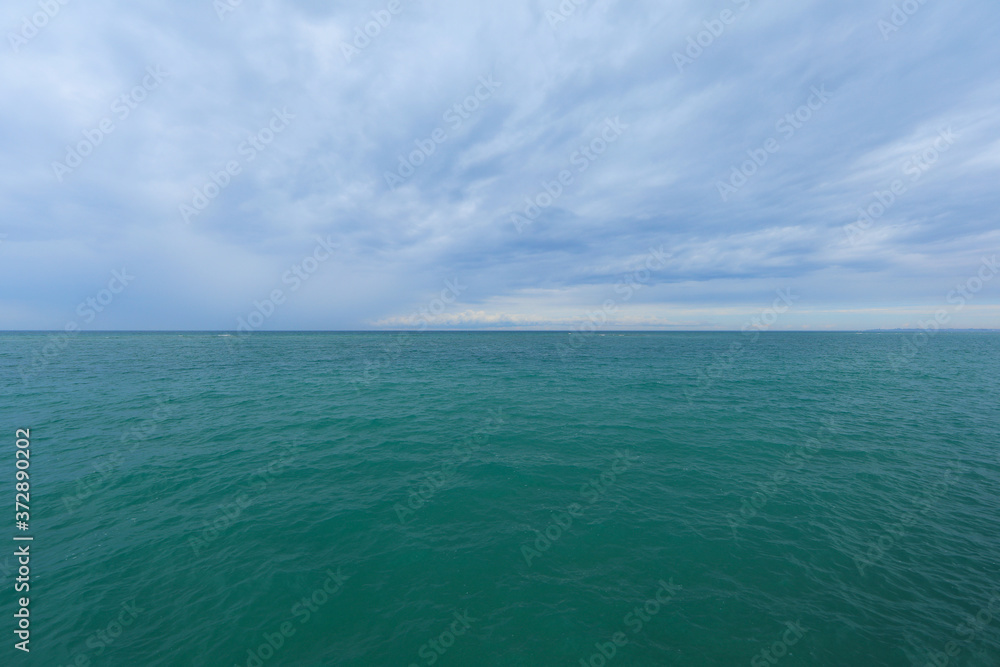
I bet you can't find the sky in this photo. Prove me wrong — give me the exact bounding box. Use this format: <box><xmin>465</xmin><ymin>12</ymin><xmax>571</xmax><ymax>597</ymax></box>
<box><xmin>1</xmin><ymin>0</ymin><xmax>999</xmax><ymax>331</ymax></box>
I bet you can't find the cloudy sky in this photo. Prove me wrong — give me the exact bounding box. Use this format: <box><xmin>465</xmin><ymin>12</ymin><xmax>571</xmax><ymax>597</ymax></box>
<box><xmin>1</xmin><ymin>0</ymin><xmax>998</xmax><ymax>330</ymax></box>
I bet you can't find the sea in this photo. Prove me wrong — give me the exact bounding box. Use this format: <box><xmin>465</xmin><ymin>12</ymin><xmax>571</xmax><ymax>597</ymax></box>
<box><xmin>1</xmin><ymin>331</ymin><xmax>998</xmax><ymax>666</ymax></box>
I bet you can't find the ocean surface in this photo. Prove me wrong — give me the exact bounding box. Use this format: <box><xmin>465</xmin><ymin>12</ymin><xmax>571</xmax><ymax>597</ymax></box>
<box><xmin>1</xmin><ymin>331</ymin><xmax>999</xmax><ymax>666</ymax></box>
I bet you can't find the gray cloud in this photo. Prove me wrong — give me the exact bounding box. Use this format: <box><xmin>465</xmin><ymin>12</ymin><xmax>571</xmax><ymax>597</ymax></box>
<box><xmin>1</xmin><ymin>0</ymin><xmax>998</xmax><ymax>330</ymax></box>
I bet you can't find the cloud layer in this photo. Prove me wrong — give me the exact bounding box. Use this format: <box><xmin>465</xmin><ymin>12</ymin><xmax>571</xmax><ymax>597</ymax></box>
<box><xmin>1</xmin><ymin>0</ymin><xmax>999</xmax><ymax>330</ymax></box>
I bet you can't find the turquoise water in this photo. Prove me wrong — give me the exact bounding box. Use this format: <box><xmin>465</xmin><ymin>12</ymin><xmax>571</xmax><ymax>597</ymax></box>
<box><xmin>2</xmin><ymin>332</ymin><xmax>999</xmax><ymax>666</ymax></box>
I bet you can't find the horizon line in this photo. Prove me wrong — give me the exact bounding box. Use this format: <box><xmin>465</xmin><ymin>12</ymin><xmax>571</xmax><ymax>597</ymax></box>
<box><xmin>2</xmin><ymin>329</ymin><xmax>999</xmax><ymax>334</ymax></box>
